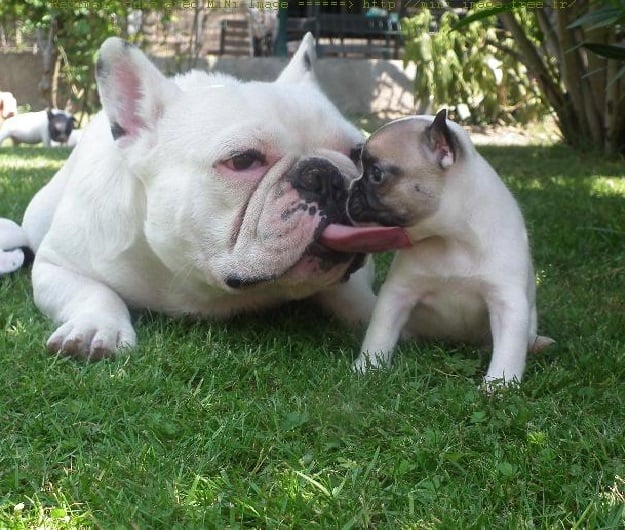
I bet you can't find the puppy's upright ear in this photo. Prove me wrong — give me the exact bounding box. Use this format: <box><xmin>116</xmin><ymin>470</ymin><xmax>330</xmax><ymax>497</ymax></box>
<box><xmin>426</xmin><ymin>109</ymin><xmax>456</xmax><ymax>169</ymax></box>
<box><xmin>276</xmin><ymin>32</ymin><xmax>317</xmax><ymax>84</ymax></box>
<box><xmin>96</xmin><ymin>37</ymin><xmax>180</xmax><ymax>147</ymax></box>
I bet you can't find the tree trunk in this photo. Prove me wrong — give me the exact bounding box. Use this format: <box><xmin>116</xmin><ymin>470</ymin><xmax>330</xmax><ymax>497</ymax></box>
<box><xmin>605</xmin><ymin>57</ymin><xmax>619</xmax><ymax>154</ymax></box>
<box><xmin>553</xmin><ymin>10</ymin><xmax>595</xmax><ymax>142</ymax></box>
<box><xmin>535</xmin><ymin>8</ymin><xmax>561</xmax><ymax>80</ymax></box>
<box><xmin>605</xmin><ymin>23</ymin><xmax>625</xmax><ymax>155</ymax></box>
<box><xmin>498</xmin><ymin>11</ymin><xmax>579</xmax><ymax>146</ymax></box>
<box><xmin>37</xmin><ymin>20</ymin><xmax>57</xmax><ymax>107</ymax></box>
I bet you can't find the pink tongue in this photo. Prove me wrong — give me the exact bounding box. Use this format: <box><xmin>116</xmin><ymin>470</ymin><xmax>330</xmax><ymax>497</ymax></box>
<box><xmin>319</xmin><ymin>224</ymin><xmax>412</xmax><ymax>253</ymax></box>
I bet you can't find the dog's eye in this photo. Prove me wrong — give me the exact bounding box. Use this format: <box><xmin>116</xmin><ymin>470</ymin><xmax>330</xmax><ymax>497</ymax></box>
<box><xmin>370</xmin><ymin>165</ymin><xmax>384</xmax><ymax>184</ymax></box>
<box><xmin>224</xmin><ymin>150</ymin><xmax>265</xmax><ymax>171</ymax></box>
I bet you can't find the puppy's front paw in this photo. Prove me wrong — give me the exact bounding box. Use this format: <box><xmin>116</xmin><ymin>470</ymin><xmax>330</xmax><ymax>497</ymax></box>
<box><xmin>46</xmin><ymin>316</ymin><xmax>137</xmax><ymax>360</ymax></box>
<box><xmin>351</xmin><ymin>352</ymin><xmax>389</xmax><ymax>374</ymax></box>
<box><xmin>480</xmin><ymin>373</ymin><xmax>521</xmax><ymax>394</ymax></box>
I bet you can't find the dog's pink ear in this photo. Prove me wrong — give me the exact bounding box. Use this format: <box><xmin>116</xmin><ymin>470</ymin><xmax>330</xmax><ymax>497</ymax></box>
<box><xmin>96</xmin><ymin>38</ymin><xmax>180</xmax><ymax>147</ymax></box>
<box><xmin>426</xmin><ymin>109</ymin><xmax>455</xmax><ymax>169</ymax></box>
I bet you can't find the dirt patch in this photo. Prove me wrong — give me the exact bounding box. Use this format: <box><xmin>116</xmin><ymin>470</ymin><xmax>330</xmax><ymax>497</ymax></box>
<box><xmin>467</xmin><ymin>119</ymin><xmax>561</xmax><ymax>146</ymax></box>
<box><xmin>356</xmin><ymin>114</ymin><xmax>561</xmax><ymax>147</ymax></box>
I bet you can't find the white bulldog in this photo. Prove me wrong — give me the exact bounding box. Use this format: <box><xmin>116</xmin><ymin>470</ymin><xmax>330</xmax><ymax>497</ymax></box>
<box><xmin>2</xmin><ymin>35</ymin><xmax>407</xmax><ymax>359</ymax></box>
<box><xmin>346</xmin><ymin>110</ymin><xmax>553</xmax><ymax>384</ymax></box>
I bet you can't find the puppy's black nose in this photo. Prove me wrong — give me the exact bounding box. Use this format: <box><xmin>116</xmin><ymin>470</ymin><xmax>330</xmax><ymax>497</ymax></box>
<box><xmin>289</xmin><ymin>158</ymin><xmax>347</xmax><ymax>208</ymax></box>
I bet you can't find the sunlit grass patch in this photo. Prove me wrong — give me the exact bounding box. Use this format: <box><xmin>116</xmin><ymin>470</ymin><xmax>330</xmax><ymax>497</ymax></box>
<box><xmin>0</xmin><ymin>144</ymin><xmax>624</xmax><ymax>528</ymax></box>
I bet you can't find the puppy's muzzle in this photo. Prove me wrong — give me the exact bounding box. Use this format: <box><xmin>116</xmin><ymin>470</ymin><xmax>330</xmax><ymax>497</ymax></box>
<box><xmin>347</xmin><ymin>179</ymin><xmax>407</xmax><ymax>227</ymax></box>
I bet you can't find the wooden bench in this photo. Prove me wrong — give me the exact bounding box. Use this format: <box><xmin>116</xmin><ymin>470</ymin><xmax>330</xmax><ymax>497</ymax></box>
<box><xmin>219</xmin><ymin>19</ymin><xmax>253</xmax><ymax>57</ymax></box>
<box><xmin>288</xmin><ymin>14</ymin><xmax>402</xmax><ymax>59</ymax></box>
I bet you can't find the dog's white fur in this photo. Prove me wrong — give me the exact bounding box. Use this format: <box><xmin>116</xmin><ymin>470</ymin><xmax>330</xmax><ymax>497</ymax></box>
<box><xmin>0</xmin><ymin>91</ymin><xmax>17</xmax><ymax>120</ymax></box>
<box><xmin>350</xmin><ymin>113</ymin><xmax>552</xmax><ymax>384</ymax></box>
<box><xmin>8</xmin><ymin>35</ymin><xmax>378</xmax><ymax>359</ymax></box>
<box><xmin>0</xmin><ymin>219</ymin><xmax>27</xmax><ymax>273</ymax></box>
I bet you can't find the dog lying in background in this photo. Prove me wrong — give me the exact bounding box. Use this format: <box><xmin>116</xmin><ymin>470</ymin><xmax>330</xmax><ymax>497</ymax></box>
<box><xmin>348</xmin><ymin>110</ymin><xmax>553</xmax><ymax>385</ymax></box>
<box><xmin>0</xmin><ymin>108</ymin><xmax>74</xmax><ymax>147</ymax></box>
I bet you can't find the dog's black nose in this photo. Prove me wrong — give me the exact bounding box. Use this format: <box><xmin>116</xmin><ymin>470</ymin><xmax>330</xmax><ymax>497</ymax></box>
<box><xmin>289</xmin><ymin>158</ymin><xmax>347</xmax><ymax>208</ymax></box>
<box><xmin>225</xmin><ymin>274</ymin><xmax>267</xmax><ymax>289</ymax></box>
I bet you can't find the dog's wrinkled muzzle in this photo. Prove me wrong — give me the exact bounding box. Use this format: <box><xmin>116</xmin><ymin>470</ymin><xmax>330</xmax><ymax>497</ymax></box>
<box><xmin>289</xmin><ymin>157</ymin><xmax>349</xmax><ymax>223</ymax></box>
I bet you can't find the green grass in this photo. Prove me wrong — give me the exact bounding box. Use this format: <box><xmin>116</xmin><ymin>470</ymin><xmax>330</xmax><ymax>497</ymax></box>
<box><xmin>0</xmin><ymin>143</ymin><xmax>624</xmax><ymax>529</ymax></box>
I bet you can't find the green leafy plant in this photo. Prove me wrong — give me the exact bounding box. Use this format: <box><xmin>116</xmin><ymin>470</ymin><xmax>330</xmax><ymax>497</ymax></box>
<box><xmin>448</xmin><ymin>0</ymin><xmax>625</xmax><ymax>154</ymax></box>
<box><xmin>402</xmin><ymin>9</ymin><xmax>549</xmax><ymax>125</ymax></box>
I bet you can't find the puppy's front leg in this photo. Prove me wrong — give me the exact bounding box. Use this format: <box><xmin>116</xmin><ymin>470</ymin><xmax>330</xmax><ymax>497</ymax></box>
<box><xmin>484</xmin><ymin>287</ymin><xmax>530</xmax><ymax>385</ymax></box>
<box><xmin>352</xmin><ymin>280</ymin><xmax>418</xmax><ymax>373</ymax></box>
<box><xmin>33</xmin><ymin>259</ymin><xmax>136</xmax><ymax>359</ymax></box>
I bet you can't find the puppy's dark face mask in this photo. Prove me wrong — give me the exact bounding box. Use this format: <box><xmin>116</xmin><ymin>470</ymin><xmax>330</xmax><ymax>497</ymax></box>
<box><xmin>347</xmin><ymin>110</ymin><xmax>458</xmax><ymax>228</ymax></box>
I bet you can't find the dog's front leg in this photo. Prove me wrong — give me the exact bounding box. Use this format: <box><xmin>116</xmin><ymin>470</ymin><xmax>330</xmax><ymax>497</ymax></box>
<box><xmin>484</xmin><ymin>287</ymin><xmax>530</xmax><ymax>385</ymax></box>
<box><xmin>33</xmin><ymin>259</ymin><xmax>136</xmax><ymax>359</ymax></box>
<box><xmin>352</xmin><ymin>279</ymin><xmax>418</xmax><ymax>373</ymax></box>
<box><xmin>315</xmin><ymin>258</ymin><xmax>377</xmax><ymax>326</ymax></box>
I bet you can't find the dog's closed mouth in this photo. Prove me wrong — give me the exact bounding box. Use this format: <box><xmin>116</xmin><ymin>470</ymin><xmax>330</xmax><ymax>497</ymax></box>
<box><xmin>318</xmin><ymin>224</ymin><xmax>412</xmax><ymax>253</ymax></box>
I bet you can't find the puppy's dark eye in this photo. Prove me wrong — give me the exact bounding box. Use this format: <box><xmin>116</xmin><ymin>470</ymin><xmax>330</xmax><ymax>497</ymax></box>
<box><xmin>224</xmin><ymin>150</ymin><xmax>266</xmax><ymax>171</ymax></box>
<box><xmin>370</xmin><ymin>165</ymin><xmax>384</xmax><ymax>184</ymax></box>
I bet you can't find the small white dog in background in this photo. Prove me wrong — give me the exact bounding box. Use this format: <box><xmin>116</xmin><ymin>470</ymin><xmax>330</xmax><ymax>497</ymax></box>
<box><xmin>0</xmin><ymin>108</ymin><xmax>75</xmax><ymax>147</ymax></box>
<box><xmin>347</xmin><ymin>109</ymin><xmax>553</xmax><ymax>385</ymax></box>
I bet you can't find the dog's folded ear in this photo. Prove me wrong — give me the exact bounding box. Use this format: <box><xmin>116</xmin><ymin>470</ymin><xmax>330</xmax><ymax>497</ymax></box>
<box><xmin>96</xmin><ymin>38</ymin><xmax>180</xmax><ymax>147</ymax></box>
<box><xmin>276</xmin><ymin>32</ymin><xmax>317</xmax><ymax>84</ymax></box>
<box><xmin>426</xmin><ymin>109</ymin><xmax>456</xmax><ymax>169</ymax></box>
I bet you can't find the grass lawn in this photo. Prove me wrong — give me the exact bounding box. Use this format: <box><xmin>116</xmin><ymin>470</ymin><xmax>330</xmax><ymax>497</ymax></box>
<box><xmin>0</xmin><ymin>143</ymin><xmax>624</xmax><ymax>529</ymax></box>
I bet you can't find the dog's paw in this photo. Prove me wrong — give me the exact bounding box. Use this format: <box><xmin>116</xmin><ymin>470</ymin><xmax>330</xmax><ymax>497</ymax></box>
<box><xmin>0</xmin><ymin>248</ymin><xmax>25</xmax><ymax>275</ymax></box>
<box><xmin>480</xmin><ymin>373</ymin><xmax>521</xmax><ymax>394</ymax></box>
<box><xmin>351</xmin><ymin>352</ymin><xmax>388</xmax><ymax>374</ymax></box>
<box><xmin>46</xmin><ymin>316</ymin><xmax>137</xmax><ymax>360</ymax></box>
